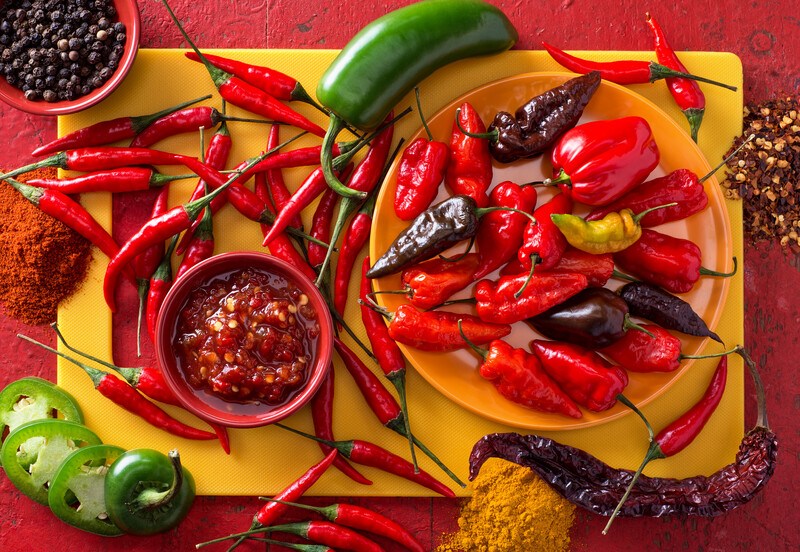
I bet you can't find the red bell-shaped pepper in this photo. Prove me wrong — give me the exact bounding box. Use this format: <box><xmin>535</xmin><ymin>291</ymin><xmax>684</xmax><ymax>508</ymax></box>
<box><xmin>530</xmin><ymin>339</ymin><xmax>629</xmax><ymax>412</ymax></box>
<box><xmin>548</xmin><ymin>116</ymin><xmax>660</xmax><ymax>206</ymax></box>
<box><xmin>445</xmin><ymin>102</ymin><xmax>493</xmax><ymax>207</ymax></box>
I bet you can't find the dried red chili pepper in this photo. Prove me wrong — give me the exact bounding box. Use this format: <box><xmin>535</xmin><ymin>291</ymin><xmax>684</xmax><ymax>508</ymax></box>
<box><xmin>459</xmin><ymin>323</ymin><xmax>582</xmax><ymax>418</ymax></box>
<box><xmin>531</xmin><ymin>339</ymin><xmax>629</xmax><ymax>412</ymax></box>
<box><xmin>19</xmin><ymin>335</ymin><xmax>216</xmax><ymax>441</ymax></box>
<box><xmin>394</xmin><ymin>88</ymin><xmax>450</xmax><ymax>220</ymax></box>
<box><xmin>469</xmin><ymin>347</ymin><xmax>775</xmax><ymax>521</ymax></box>
<box><xmin>445</xmin><ymin>102</ymin><xmax>492</xmax><ymax>207</ymax></box>
<box><xmin>31</xmin><ymin>95</ymin><xmax>212</xmax><ymax>157</ymax></box>
<box><xmin>332</xmin><ymin>193</ymin><xmax>376</xmax><ymax>319</ymax></box>
<box><xmin>542</xmin><ymin>41</ymin><xmax>738</xmax><ymax>90</ymax></box>
<box><xmin>614</xmin><ymin>229</ymin><xmax>737</xmax><ymax>294</ymax></box>
<box><xmin>22</xmin><ymin>167</ymin><xmax>192</xmax><ymax>194</ymax></box>
<box><xmin>276</xmin><ymin>423</ymin><xmax>456</xmax><ymax>497</ymax></box>
<box><xmin>474</xmin><ymin>181</ymin><xmax>538</xmax><ymax>280</ymax></box>
<box><xmin>474</xmin><ymin>272</ymin><xmax>588</xmax><ymax>324</ymax></box>
<box><xmin>390</xmin><ymin>253</ymin><xmax>479</xmax><ymax>310</ymax></box>
<box><xmin>545</xmin><ymin>117</ymin><xmax>660</xmax><ymax>206</ymax></box>
<box><xmin>160</xmin><ymin>0</ymin><xmax>325</xmax><ymax>137</ymax></box>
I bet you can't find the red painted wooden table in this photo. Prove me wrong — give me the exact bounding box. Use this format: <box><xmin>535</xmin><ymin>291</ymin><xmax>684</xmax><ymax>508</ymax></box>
<box><xmin>1</xmin><ymin>1</ymin><xmax>797</xmax><ymax>550</ymax></box>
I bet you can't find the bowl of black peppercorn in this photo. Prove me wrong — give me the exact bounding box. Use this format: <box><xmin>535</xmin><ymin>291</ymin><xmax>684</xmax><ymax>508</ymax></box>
<box><xmin>0</xmin><ymin>0</ymin><xmax>140</xmax><ymax>115</ymax></box>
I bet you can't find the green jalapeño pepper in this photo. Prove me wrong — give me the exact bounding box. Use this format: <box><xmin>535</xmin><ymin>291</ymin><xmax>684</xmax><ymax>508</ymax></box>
<box><xmin>48</xmin><ymin>444</ymin><xmax>126</xmax><ymax>536</ymax></box>
<box><xmin>316</xmin><ymin>0</ymin><xmax>517</xmax><ymax>197</ymax></box>
<box><xmin>0</xmin><ymin>377</ymin><xmax>83</xmax><ymax>467</ymax></box>
<box><xmin>104</xmin><ymin>448</ymin><xmax>196</xmax><ymax>535</ymax></box>
<box><xmin>0</xmin><ymin>419</ymin><xmax>101</xmax><ymax>504</ymax></box>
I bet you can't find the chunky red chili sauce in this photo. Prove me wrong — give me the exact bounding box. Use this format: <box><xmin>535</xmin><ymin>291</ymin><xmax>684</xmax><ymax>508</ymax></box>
<box><xmin>174</xmin><ymin>267</ymin><xmax>319</xmax><ymax>409</ymax></box>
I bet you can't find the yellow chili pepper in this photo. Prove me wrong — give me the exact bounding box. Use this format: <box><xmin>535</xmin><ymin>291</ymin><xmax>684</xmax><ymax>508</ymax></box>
<box><xmin>550</xmin><ymin>203</ymin><xmax>676</xmax><ymax>254</ymax></box>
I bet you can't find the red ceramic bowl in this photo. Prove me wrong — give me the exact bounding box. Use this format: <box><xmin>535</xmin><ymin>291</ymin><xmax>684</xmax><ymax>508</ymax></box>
<box><xmin>0</xmin><ymin>0</ymin><xmax>140</xmax><ymax>116</ymax></box>
<box><xmin>155</xmin><ymin>252</ymin><xmax>333</xmax><ymax>428</ymax></box>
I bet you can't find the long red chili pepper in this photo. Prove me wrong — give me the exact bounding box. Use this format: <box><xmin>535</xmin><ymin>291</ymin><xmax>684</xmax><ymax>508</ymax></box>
<box><xmin>216</xmin><ymin>520</ymin><xmax>383</xmax><ymax>552</ymax></box>
<box><xmin>310</xmin><ymin>366</ymin><xmax>373</xmax><ymax>485</ymax></box>
<box><xmin>276</xmin><ymin>423</ymin><xmax>456</xmax><ymax>497</ymax></box>
<box><xmin>603</xmin><ymin>355</ymin><xmax>728</xmax><ymax>533</ymax></box>
<box><xmin>21</xmin><ymin>167</ymin><xmax>192</xmax><ymax>194</ymax></box>
<box><xmin>18</xmin><ymin>335</ymin><xmax>216</xmax><ymax>440</ymax></box>
<box><xmin>264</xmin><ymin>125</ymin><xmax>304</xmax><ymax>230</ymax></box>
<box><xmin>308</xmin><ymin>187</ymin><xmax>340</xmax><ymax>269</ymax></box>
<box><xmin>31</xmin><ymin>95</ymin><xmax>212</xmax><ymax>156</ymax></box>
<box><xmin>160</xmin><ymin>0</ymin><xmax>325</xmax><ymax>137</ymax></box>
<box><xmin>445</xmin><ymin>102</ymin><xmax>493</xmax><ymax>207</ymax></box>
<box><xmin>646</xmin><ymin>13</ymin><xmax>705</xmax><ymax>142</ymax></box>
<box><xmin>332</xmin><ymin>194</ymin><xmax>375</xmax><ymax>319</ymax></box>
<box><xmin>260</xmin><ymin>166</ymin><xmax>330</xmax><ymax>247</ymax></box>
<box><xmin>542</xmin><ymin>41</ymin><xmax>738</xmax><ymax>90</ymax></box>
<box><xmin>146</xmin><ymin>236</ymin><xmax>178</xmax><ymax>343</ymax></box>
<box><xmin>174</xmin><ymin>208</ymin><xmax>214</xmax><ymax>280</ymax></box>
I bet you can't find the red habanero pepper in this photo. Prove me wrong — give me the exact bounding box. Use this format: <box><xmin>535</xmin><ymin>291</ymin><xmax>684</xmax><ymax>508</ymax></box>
<box><xmin>541</xmin><ymin>41</ymin><xmax>738</xmax><ymax>90</ymax></box>
<box><xmin>332</xmin><ymin>194</ymin><xmax>375</xmax><ymax>319</ymax></box>
<box><xmin>547</xmin><ymin>117</ymin><xmax>660</xmax><ymax>206</ymax></box>
<box><xmin>474</xmin><ymin>180</ymin><xmax>538</xmax><ymax>280</ymax></box>
<box><xmin>22</xmin><ymin>167</ymin><xmax>192</xmax><ymax>194</ymax></box>
<box><xmin>646</xmin><ymin>13</ymin><xmax>705</xmax><ymax>142</ymax></box>
<box><xmin>445</xmin><ymin>102</ymin><xmax>493</xmax><ymax>207</ymax></box>
<box><xmin>613</xmin><ymin>228</ymin><xmax>737</xmax><ymax>294</ymax></box>
<box><xmin>19</xmin><ymin>335</ymin><xmax>216</xmax><ymax>440</ymax></box>
<box><xmin>385</xmin><ymin>303</ymin><xmax>511</xmax><ymax>352</ymax></box>
<box><xmin>310</xmin><ymin>367</ymin><xmax>373</xmax><ymax>485</ymax></box>
<box><xmin>474</xmin><ymin>272</ymin><xmax>588</xmax><ymax>324</ymax></box>
<box><xmin>603</xmin><ymin>355</ymin><xmax>728</xmax><ymax>533</ymax></box>
<box><xmin>459</xmin><ymin>326</ymin><xmax>582</xmax><ymax>418</ymax></box>
<box><xmin>161</xmin><ymin>0</ymin><xmax>325</xmax><ymax>137</ymax></box>
<box><xmin>530</xmin><ymin>339</ymin><xmax>629</xmax><ymax>412</ymax></box>
<box><xmin>31</xmin><ymin>95</ymin><xmax>211</xmax><ymax>156</ymax></box>
<box><xmin>398</xmin><ymin>253</ymin><xmax>479</xmax><ymax>310</ymax></box>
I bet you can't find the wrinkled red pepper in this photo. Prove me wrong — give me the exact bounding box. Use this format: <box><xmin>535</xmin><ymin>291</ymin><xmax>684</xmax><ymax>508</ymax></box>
<box><xmin>531</xmin><ymin>339</ymin><xmax>629</xmax><ymax>412</ymax></box>
<box><xmin>445</xmin><ymin>102</ymin><xmax>492</xmax><ymax>207</ymax></box>
<box><xmin>548</xmin><ymin>117</ymin><xmax>660</xmax><ymax>206</ymax></box>
<box><xmin>518</xmin><ymin>190</ymin><xmax>573</xmax><ymax>273</ymax></box>
<box><xmin>399</xmin><ymin>253</ymin><xmax>479</xmax><ymax>310</ymax></box>
<box><xmin>503</xmin><ymin>246</ymin><xmax>614</xmax><ymax>287</ymax></box>
<box><xmin>599</xmin><ymin>323</ymin><xmax>682</xmax><ymax>373</ymax></box>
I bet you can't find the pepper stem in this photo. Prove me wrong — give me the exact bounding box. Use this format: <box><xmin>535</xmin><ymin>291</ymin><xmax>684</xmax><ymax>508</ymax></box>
<box><xmin>458</xmin><ymin>319</ymin><xmax>488</xmax><ymax>360</ymax></box>
<box><xmin>455</xmin><ymin>107</ymin><xmax>498</xmax><ymax>142</ymax></box>
<box><xmin>684</xmin><ymin>108</ymin><xmax>704</xmax><ymax>143</ymax></box>
<box><xmin>612</xmin><ymin>268</ymin><xmax>636</xmax><ymax>282</ymax></box>
<box><xmin>631</xmin><ymin>202</ymin><xmax>678</xmax><ymax>224</ymax></box>
<box><xmin>274</xmin><ymin>423</ymin><xmax>355</xmax><ymax>458</ymax></box>
<box><xmin>735</xmin><ymin>345</ymin><xmax>768</xmax><ymax>428</ymax></box>
<box><xmin>699</xmin><ymin>256</ymin><xmax>737</xmax><ymax>278</ymax></box>
<box><xmin>648</xmin><ymin>62</ymin><xmax>738</xmax><ymax>91</ymax></box>
<box><xmin>622</xmin><ymin>315</ymin><xmax>655</xmax><ymax>338</ymax></box>
<box><xmin>474</xmin><ymin>206</ymin><xmax>538</xmax><ymax>226</ymax></box>
<box><xmin>534</xmin><ymin>168</ymin><xmax>572</xmax><ymax>188</ymax></box>
<box><xmin>196</xmin><ymin>522</ymin><xmax>315</xmax><ymax>550</ymax></box>
<box><xmin>385</xmin><ymin>370</ymin><xmax>419</xmax><ymax>474</ymax></box>
<box><xmin>321</xmin><ymin>115</ymin><xmax>366</xmax><ymax>200</ymax></box>
<box><xmin>514</xmin><ymin>253</ymin><xmax>540</xmax><ymax>299</ymax></box>
<box><xmin>131</xmin><ymin>449</ymin><xmax>185</xmax><ymax>512</ymax></box>
<box><xmin>0</xmin><ymin>152</ymin><xmax>66</xmax><ymax>181</ymax></box>
<box><xmin>700</xmin><ymin>134</ymin><xmax>755</xmax><ymax>183</ymax></box>
<box><xmin>17</xmin><ymin>334</ymin><xmax>108</xmax><ymax>388</ymax></box>
<box><xmin>135</xmin><ymin>278</ymin><xmax>147</xmax><ymax>357</ymax></box>
<box><xmin>438</xmin><ymin>237</ymin><xmax>474</xmax><ymax>262</ymax></box>
<box><xmin>414</xmin><ymin>87</ymin><xmax>434</xmax><ymax>141</ymax></box>
<box><xmin>51</xmin><ymin>322</ymin><xmax>143</xmax><ymax>386</ymax></box>
<box><xmin>681</xmin><ymin>346</ymin><xmax>738</xmax><ymax>361</ymax></box>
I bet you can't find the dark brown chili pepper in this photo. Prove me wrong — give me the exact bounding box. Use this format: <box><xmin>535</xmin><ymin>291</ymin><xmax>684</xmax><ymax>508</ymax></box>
<box><xmin>468</xmin><ymin>347</ymin><xmax>777</xmax><ymax>522</ymax></box>
<box><xmin>618</xmin><ymin>281</ymin><xmax>722</xmax><ymax>343</ymax></box>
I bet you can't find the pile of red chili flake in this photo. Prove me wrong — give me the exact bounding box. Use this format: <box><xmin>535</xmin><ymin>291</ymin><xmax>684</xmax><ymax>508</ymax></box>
<box><xmin>721</xmin><ymin>96</ymin><xmax>800</xmax><ymax>250</ymax></box>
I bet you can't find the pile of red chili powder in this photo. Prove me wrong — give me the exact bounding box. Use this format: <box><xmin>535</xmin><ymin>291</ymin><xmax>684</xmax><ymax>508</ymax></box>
<box><xmin>0</xmin><ymin>168</ymin><xmax>92</xmax><ymax>325</ymax></box>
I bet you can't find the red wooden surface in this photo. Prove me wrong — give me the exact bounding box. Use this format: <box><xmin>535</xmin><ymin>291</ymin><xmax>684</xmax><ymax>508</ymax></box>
<box><xmin>1</xmin><ymin>1</ymin><xmax>798</xmax><ymax>550</ymax></box>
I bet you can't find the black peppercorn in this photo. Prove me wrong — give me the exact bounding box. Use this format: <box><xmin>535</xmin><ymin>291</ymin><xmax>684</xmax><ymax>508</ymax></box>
<box><xmin>42</xmin><ymin>89</ymin><xmax>56</xmax><ymax>102</ymax></box>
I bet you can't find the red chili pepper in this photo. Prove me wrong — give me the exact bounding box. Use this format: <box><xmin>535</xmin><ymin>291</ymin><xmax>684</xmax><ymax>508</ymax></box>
<box><xmin>518</xmin><ymin>191</ymin><xmax>573</xmax><ymax>270</ymax></box>
<box><xmin>183</xmin><ymin>51</ymin><xmax>320</xmax><ymax>107</ymax></box>
<box><xmin>585</xmin><ymin>169</ymin><xmax>707</xmax><ymax>226</ymax></box>
<box><xmin>445</xmin><ymin>102</ymin><xmax>493</xmax><ymax>207</ymax></box>
<box><xmin>161</xmin><ymin>1</ymin><xmax>325</xmax><ymax>137</ymax></box>
<box><xmin>310</xmin><ymin>367</ymin><xmax>373</xmax><ymax>485</ymax></box>
<box><xmin>332</xmin><ymin>194</ymin><xmax>375</xmax><ymax>319</ymax></box>
<box><xmin>460</xmin><ymin>329</ymin><xmax>582</xmax><ymax>418</ymax></box>
<box><xmin>542</xmin><ymin>41</ymin><xmax>738</xmax><ymax>90</ymax></box>
<box><xmin>21</xmin><ymin>166</ymin><xmax>191</xmax><ymax>194</ymax></box>
<box><xmin>398</xmin><ymin>253</ymin><xmax>479</xmax><ymax>310</ymax></box>
<box><xmin>474</xmin><ymin>181</ymin><xmax>538</xmax><ymax>280</ymax></box>
<box><xmin>30</xmin><ymin>95</ymin><xmax>211</xmax><ymax>156</ymax></box>
<box><xmin>530</xmin><ymin>339</ymin><xmax>629</xmax><ymax>412</ymax></box>
<box><xmin>613</xmin><ymin>228</ymin><xmax>737</xmax><ymax>294</ymax></box>
<box><xmin>308</xmin><ymin>187</ymin><xmax>340</xmax><ymax>269</ymax></box>
<box><xmin>260</xmin><ymin>166</ymin><xmax>329</xmax><ymax>247</ymax></box>
<box><xmin>146</xmin><ymin>237</ymin><xmax>179</xmax><ymax>343</ymax></box>
<box><xmin>547</xmin><ymin>117</ymin><xmax>660</xmax><ymax>206</ymax></box>
<box><xmin>474</xmin><ymin>272</ymin><xmax>588</xmax><ymax>324</ymax></box>
<box><xmin>253</xmin><ymin>521</ymin><xmax>383</xmax><ymax>552</ymax></box>
<box><xmin>646</xmin><ymin>13</ymin><xmax>705</xmax><ymax>142</ymax></box>
<box><xmin>541</xmin><ymin>247</ymin><xmax>615</xmax><ymax>287</ymax></box>
<box><xmin>359</xmin><ymin>258</ymin><xmax>406</xmax><ymax>381</ymax></box>
<box><xmin>129</xmin><ymin>106</ymin><xmax>223</xmax><ymax>148</ymax></box>
<box><xmin>175</xmin><ymin>208</ymin><xmax>214</xmax><ymax>280</ymax></box>
<box><xmin>264</xmin><ymin>124</ymin><xmax>304</xmax><ymax>230</ymax></box>
<box><xmin>19</xmin><ymin>335</ymin><xmax>216</xmax><ymax>440</ymax></box>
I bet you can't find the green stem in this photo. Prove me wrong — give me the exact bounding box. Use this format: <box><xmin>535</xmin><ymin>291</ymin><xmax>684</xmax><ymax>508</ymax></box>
<box><xmin>455</xmin><ymin>107</ymin><xmax>498</xmax><ymax>141</ymax></box>
<box><xmin>648</xmin><ymin>62</ymin><xmax>738</xmax><ymax>91</ymax></box>
<box><xmin>631</xmin><ymin>202</ymin><xmax>678</xmax><ymax>225</ymax></box>
<box><xmin>131</xmin><ymin>449</ymin><xmax>184</xmax><ymax>512</ymax></box>
<box><xmin>0</xmin><ymin>152</ymin><xmax>66</xmax><ymax>181</ymax></box>
<box><xmin>612</xmin><ymin>268</ymin><xmax>636</xmax><ymax>282</ymax></box>
<box><xmin>699</xmin><ymin>256</ymin><xmax>737</xmax><ymax>278</ymax></box>
<box><xmin>622</xmin><ymin>315</ymin><xmax>655</xmax><ymax>338</ymax></box>
<box><xmin>135</xmin><ymin>278</ymin><xmax>147</xmax><ymax>358</ymax></box>
<box><xmin>681</xmin><ymin>346</ymin><xmax>738</xmax><ymax>361</ymax></box>
<box><xmin>458</xmin><ymin>319</ymin><xmax>488</xmax><ymax>360</ymax></box>
<box><xmin>321</xmin><ymin>115</ymin><xmax>366</xmax><ymax>200</ymax></box>
<box><xmin>385</xmin><ymin>370</ymin><xmax>418</xmax><ymax>473</ymax></box>
<box><xmin>414</xmin><ymin>87</ymin><xmax>434</xmax><ymax>141</ymax></box>
<box><xmin>131</xmin><ymin>94</ymin><xmax>213</xmax><ymax>134</ymax></box>
<box><xmin>514</xmin><ymin>253</ymin><xmax>539</xmax><ymax>299</ymax></box>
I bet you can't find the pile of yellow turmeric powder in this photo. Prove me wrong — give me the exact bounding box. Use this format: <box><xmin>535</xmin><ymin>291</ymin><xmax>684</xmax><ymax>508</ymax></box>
<box><xmin>437</xmin><ymin>458</ymin><xmax>575</xmax><ymax>552</ymax></box>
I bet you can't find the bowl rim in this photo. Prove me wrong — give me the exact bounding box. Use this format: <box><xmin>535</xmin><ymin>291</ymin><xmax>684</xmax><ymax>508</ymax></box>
<box><xmin>0</xmin><ymin>0</ymin><xmax>141</xmax><ymax>116</ymax></box>
<box><xmin>154</xmin><ymin>251</ymin><xmax>333</xmax><ymax>428</ymax></box>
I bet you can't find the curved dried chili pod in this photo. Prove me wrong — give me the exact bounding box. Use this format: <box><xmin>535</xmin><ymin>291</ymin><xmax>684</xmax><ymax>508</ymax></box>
<box><xmin>618</xmin><ymin>281</ymin><xmax>723</xmax><ymax>343</ymax></box>
<box><xmin>487</xmin><ymin>71</ymin><xmax>601</xmax><ymax>163</ymax></box>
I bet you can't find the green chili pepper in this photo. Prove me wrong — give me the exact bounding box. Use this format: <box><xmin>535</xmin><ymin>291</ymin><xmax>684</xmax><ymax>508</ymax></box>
<box><xmin>317</xmin><ymin>0</ymin><xmax>517</xmax><ymax>197</ymax></box>
<box><xmin>104</xmin><ymin>448</ymin><xmax>196</xmax><ymax>536</ymax></box>
<box><xmin>550</xmin><ymin>203</ymin><xmax>676</xmax><ymax>254</ymax></box>
<box><xmin>48</xmin><ymin>444</ymin><xmax>126</xmax><ymax>536</ymax></box>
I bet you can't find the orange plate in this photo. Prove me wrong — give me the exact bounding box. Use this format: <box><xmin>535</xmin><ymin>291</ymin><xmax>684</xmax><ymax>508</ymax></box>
<box><xmin>370</xmin><ymin>73</ymin><xmax>732</xmax><ymax>430</ymax></box>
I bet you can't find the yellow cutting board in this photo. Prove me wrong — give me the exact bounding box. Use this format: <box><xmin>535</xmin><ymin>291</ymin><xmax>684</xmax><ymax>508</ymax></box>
<box><xmin>57</xmin><ymin>49</ymin><xmax>743</xmax><ymax>496</ymax></box>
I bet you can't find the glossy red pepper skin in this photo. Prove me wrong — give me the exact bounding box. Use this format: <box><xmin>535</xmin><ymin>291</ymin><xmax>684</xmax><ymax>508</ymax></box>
<box><xmin>474</xmin><ymin>181</ymin><xmax>538</xmax><ymax>280</ymax></box>
<box><xmin>474</xmin><ymin>272</ymin><xmax>588</xmax><ymax>324</ymax></box>
<box><xmin>133</xmin><ymin>187</ymin><xmax>170</xmax><ymax>286</ymax></box>
<box><xmin>613</xmin><ymin>228</ymin><xmax>705</xmax><ymax>293</ymax></box>
<box><xmin>601</xmin><ymin>323</ymin><xmax>683</xmax><ymax>373</ymax></box>
<box><xmin>23</xmin><ymin>167</ymin><xmax>184</xmax><ymax>194</ymax></box>
<box><xmin>400</xmin><ymin>253</ymin><xmax>479</xmax><ymax>310</ymax></box>
<box><xmin>264</xmin><ymin>124</ymin><xmax>304</xmax><ymax>229</ymax></box>
<box><xmin>445</xmin><ymin>102</ymin><xmax>492</xmax><ymax>207</ymax></box>
<box><xmin>543</xmin><ymin>247</ymin><xmax>614</xmax><ymax>287</ymax></box>
<box><xmin>531</xmin><ymin>339</ymin><xmax>629</xmax><ymax>412</ymax></box>
<box><xmin>550</xmin><ymin>117</ymin><xmax>660</xmax><ymax>206</ymax></box>
<box><xmin>64</xmin><ymin>147</ymin><xmax>194</xmax><ymax>172</ymax></box>
<box><xmin>479</xmin><ymin>340</ymin><xmax>582</xmax><ymax>418</ymax></box>
<box><xmin>175</xmin><ymin>219</ymin><xmax>214</xmax><ymax>280</ymax></box>
<box><xmin>359</xmin><ymin>258</ymin><xmax>406</xmax><ymax>380</ymax></box>
<box><xmin>261</xmin><ymin>167</ymin><xmax>328</xmax><ymax>247</ymax></box>
<box><xmin>518</xmin><ymin>190</ymin><xmax>573</xmax><ymax>271</ymax></box>
<box><xmin>388</xmin><ymin>304</ymin><xmax>511</xmax><ymax>352</ymax></box>
<box><xmin>394</xmin><ymin>137</ymin><xmax>450</xmax><ymax>220</ymax></box>
<box><xmin>320</xmin><ymin>502</ymin><xmax>425</xmax><ymax>552</ymax></box>
<box><xmin>586</xmin><ymin>169</ymin><xmax>708</xmax><ymax>226</ymax></box>
<box><xmin>129</xmin><ymin>106</ymin><xmax>222</xmax><ymax>148</ymax></box>
<box><xmin>145</xmin><ymin>269</ymin><xmax>172</xmax><ymax>344</ymax></box>
<box><xmin>332</xmin><ymin>201</ymin><xmax>373</xmax><ymax>319</ymax></box>
<box><xmin>267</xmin><ymin>520</ymin><xmax>383</xmax><ymax>552</ymax></box>
<box><xmin>308</xmin><ymin>187</ymin><xmax>339</xmax><ymax>268</ymax></box>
